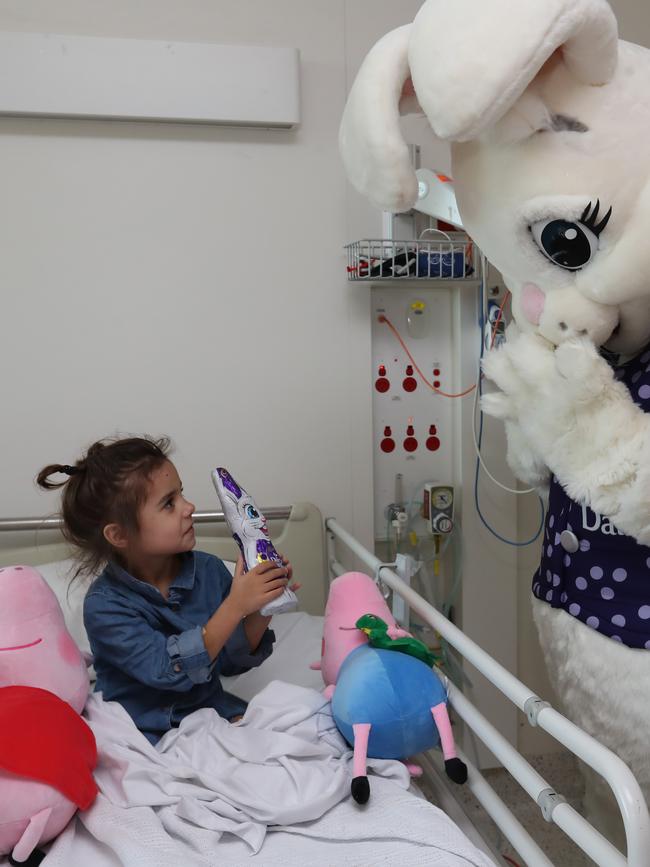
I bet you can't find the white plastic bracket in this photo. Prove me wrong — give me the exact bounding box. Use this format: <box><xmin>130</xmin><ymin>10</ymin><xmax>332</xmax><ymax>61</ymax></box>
<box><xmin>537</xmin><ymin>787</ymin><xmax>567</xmax><ymax>823</ymax></box>
<box><xmin>524</xmin><ymin>695</ymin><xmax>550</xmax><ymax>727</ymax></box>
<box><xmin>393</xmin><ymin>553</ymin><xmax>418</xmax><ymax>626</ymax></box>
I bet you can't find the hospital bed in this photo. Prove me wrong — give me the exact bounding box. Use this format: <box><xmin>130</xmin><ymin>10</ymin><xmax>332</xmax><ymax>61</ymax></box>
<box><xmin>0</xmin><ymin>503</ymin><xmax>648</xmax><ymax>867</ymax></box>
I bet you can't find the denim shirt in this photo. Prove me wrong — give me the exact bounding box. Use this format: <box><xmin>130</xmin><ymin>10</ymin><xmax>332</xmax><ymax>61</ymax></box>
<box><xmin>83</xmin><ymin>550</ymin><xmax>275</xmax><ymax>744</ymax></box>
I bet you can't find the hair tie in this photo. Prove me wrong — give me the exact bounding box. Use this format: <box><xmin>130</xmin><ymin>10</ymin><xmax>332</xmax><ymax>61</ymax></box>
<box><xmin>61</xmin><ymin>465</ymin><xmax>80</xmax><ymax>476</ymax></box>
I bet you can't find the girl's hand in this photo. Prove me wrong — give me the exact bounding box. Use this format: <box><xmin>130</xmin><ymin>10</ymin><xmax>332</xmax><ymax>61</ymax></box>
<box><xmin>229</xmin><ymin>556</ymin><xmax>289</xmax><ymax>617</ymax></box>
<box><xmin>278</xmin><ymin>553</ymin><xmax>301</xmax><ymax>594</ymax></box>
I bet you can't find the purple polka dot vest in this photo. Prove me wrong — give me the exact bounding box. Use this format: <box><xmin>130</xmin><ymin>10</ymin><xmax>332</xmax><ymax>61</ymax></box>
<box><xmin>533</xmin><ymin>343</ymin><xmax>650</xmax><ymax>648</ymax></box>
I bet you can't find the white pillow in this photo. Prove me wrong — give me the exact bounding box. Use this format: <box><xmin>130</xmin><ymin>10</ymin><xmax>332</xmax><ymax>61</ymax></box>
<box><xmin>35</xmin><ymin>558</ymin><xmax>92</xmax><ymax>657</ymax></box>
<box><xmin>35</xmin><ymin>558</ymin><xmax>96</xmax><ymax>681</ymax></box>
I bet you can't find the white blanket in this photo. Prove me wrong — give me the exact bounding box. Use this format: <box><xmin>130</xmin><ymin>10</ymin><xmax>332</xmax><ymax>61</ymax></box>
<box><xmin>33</xmin><ymin>681</ymin><xmax>494</xmax><ymax>866</ymax></box>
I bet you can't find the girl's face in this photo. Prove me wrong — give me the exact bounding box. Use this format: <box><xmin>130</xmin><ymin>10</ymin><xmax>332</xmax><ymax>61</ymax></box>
<box><xmin>132</xmin><ymin>460</ymin><xmax>196</xmax><ymax>558</ymax></box>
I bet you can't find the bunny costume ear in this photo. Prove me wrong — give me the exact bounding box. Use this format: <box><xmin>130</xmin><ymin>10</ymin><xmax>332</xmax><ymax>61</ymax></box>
<box><xmin>410</xmin><ymin>0</ymin><xmax>618</xmax><ymax>141</ymax></box>
<box><xmin>339</xmin><ymin>25</ymin><xmax>420</xmax><ymax>214</ymax></box>
<box><xmin>340</xmin><ymin>0</ymin><xmax>618</xmax><ymax>213</ymax></box>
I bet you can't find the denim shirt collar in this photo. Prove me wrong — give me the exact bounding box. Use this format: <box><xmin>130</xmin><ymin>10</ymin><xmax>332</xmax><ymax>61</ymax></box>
<box><xmin>107</xmin><ymin>551</ymin><xmax>197</xmax><ymax>603</ymax></box>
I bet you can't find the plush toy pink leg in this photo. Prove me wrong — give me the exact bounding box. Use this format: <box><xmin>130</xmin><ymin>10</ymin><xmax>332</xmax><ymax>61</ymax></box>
<box><xmin>322</xmin><ymin>684</ymin><xmax>335</xmax><ymax>701</ymax></box>
<box><xmin>431</xmin><ymin>703</ymin><xmax>467</xmax><ymax>784</ymax></box>
<box><xmin>404</xmin><ymin>761</ymin><xmax>423</xmax><ymax>777</ymax></box>
<box><xmin>351</xmin><ymin>722</ymin><xmax>371</xmax><ymax>804</ymax></box>
<box><xmin>11</xmin><ymin>806</ymin><xmax>52</xmax><ymax>863</ymax></box>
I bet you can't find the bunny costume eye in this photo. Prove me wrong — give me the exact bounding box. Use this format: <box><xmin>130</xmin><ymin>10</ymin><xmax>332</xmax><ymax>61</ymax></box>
<box><xmin>245</xmin><ymin>504</ymin><xmax>259</xmax><ymax>520</ymax></box>
<box><xmin>529</xmin><ymin>200</ymin><xmax>612</xmax><ymax>272</ymax></box>
<box><xmin>530</xmin><ymin>219</ymin><xmax>599</xmax><ymax>270</ymax></box>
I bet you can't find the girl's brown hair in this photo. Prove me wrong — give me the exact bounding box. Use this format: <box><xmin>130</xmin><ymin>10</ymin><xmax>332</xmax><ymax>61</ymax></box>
<box><xmin>37</xmin><ymin>435</ymin><xmax>172</xmax><ymax>578</ymax></box>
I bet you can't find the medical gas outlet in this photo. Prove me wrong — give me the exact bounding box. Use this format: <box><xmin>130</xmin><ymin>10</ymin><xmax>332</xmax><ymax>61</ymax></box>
<box><xmin>371</xmin><ymin>286</ymin><xmax>454</xmax><ymax>540</ymax></box>
<box><xmin>423</xmin><ymin>484</ymin><xmax>454</xmax><ymax>535</ymax></box>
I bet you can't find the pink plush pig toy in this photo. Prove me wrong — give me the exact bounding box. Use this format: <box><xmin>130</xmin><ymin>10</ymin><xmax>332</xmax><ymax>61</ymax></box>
<box><xmin>314</xmin><ymin>570</ymin><xmax>414</xmax><ymax>695</ymax></box>
<box><xmin>312</xmin><ymin>571</ymin><xmax>466</xmax><ymax>803</ymax></box>
<box><xmin>0</xmin><ymin>565</ymin><xmax>98</xmax><ymax>865</ymax></box>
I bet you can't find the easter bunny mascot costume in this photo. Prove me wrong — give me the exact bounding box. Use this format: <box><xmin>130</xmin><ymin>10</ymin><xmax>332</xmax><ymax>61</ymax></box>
<box><xmin>339</xmin><ymin>0</ymin><xmax>650</xmax><ymax>846</ymax></box>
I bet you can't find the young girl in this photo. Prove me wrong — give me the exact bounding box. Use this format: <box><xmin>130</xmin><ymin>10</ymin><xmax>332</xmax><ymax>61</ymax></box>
<box><xmin>37</xmin><ymin>435</ymin><xmax>297</xmax><ymax>745</ymax></box>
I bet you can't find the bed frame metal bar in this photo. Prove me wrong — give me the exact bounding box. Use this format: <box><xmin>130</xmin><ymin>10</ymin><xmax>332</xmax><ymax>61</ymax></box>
<box><xmin>326</xmin><ymin>517</ymin><xmax>650</xmax><ymax>867</ymax></box>
<box><xmin>418</xmin><ymin>749</ymin><xmax>554</xmax><ymax>867</ymax></box>
<box><xmin>0</xmin><ymin>508</ymin><xmax>292</xmax><ymax>533</ymax></box>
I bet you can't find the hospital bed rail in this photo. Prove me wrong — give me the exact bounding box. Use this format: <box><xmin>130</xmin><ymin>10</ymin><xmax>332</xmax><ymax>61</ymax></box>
<box><xmin>0</xmin><ymin>508</ymin><xmax>292</xmax><ymax>532</ymax></box>
<box><xmin>325</xmin><ymin>516</ymin><xmax>650</xmax><ymax>867</ymax></box>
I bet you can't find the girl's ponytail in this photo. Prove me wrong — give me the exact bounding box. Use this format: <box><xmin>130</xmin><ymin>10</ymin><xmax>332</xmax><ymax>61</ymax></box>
<box><xmin>36</xmin><ymin>463</ymin><xmax>84</xmax><ymax>490</ymax></box>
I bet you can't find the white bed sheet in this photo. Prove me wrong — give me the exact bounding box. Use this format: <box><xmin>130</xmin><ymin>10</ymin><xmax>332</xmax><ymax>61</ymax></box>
<box><xmin>0</xmin><ymin>613</ymin><xmax>496</xmax><ymax>867</ymax></box>
<box><xmin>222</xmin><ymin>610</ymin><xmax>325</xmax><ymax>700</ymax></box>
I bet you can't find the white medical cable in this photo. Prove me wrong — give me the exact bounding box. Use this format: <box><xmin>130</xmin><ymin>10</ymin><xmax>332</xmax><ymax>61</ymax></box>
<box><xmin>473</xmin><ymin>266</ymin><xmax>537</xmax><ymax>497</ymax></box>
<box><xmin>471</xmin><ymin>369</ymin><xmax>536</xmax><ymax>495</ymax></box>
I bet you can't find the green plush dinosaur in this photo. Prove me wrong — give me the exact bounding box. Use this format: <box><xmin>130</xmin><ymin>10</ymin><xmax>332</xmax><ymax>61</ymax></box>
<box><xmin>355</xmin><ymin>613</ymin><xmax>438</xmax><ymax>668</ymax></box>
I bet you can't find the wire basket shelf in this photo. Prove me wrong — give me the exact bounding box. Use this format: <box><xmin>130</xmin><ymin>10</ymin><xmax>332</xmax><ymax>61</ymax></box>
<box><xmin>346</xmin><ymin>235</ymin><xmax>475</xmax><ymax>282</ymax></box>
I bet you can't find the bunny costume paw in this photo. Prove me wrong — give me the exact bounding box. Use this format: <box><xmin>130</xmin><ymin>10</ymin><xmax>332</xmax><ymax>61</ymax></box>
<box><xmin>483</xmin><ymin>332</ymin><xmax>650</xmax><ymax>544</ymax></box>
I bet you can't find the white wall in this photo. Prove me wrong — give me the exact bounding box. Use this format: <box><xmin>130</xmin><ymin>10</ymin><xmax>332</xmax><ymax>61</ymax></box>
<box><xmin>609</xmin><ymin>0</ymin><xmax>650</xmax><ymax>44</ymax></box>
<box><xmin>0</xmin><ymin>0</ymin><xmax>421</xmax><ymax>551</ymax></box>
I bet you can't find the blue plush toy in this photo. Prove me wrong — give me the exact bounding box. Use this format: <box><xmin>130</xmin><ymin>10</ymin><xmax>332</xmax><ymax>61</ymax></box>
<box><xmin>311</xmin><ymin>571</ymin><xmax>467</xmax><ymax>803</ymax></box>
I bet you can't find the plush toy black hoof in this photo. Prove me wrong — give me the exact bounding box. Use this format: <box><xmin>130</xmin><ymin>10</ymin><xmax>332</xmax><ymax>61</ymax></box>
<box><xmin>445</xmin><ymin>757</ymin><xmax>468</xmax><ymax>784</ymax></box>
<box><xmin>9</xmin><ymin>849</ymin><xmax>46</xmax><ymax>867</ymax></box>
<box><xmin>351</xmin><ymin>775</ymin><xmax>370</xmax><ymax>804</ymax></box>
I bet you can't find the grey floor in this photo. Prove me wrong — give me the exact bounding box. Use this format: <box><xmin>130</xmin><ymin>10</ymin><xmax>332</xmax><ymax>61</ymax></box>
<box><xmin>452</xmin><ymin>752</ymin><xmax>593</xmax><ymax>866</ymax></box>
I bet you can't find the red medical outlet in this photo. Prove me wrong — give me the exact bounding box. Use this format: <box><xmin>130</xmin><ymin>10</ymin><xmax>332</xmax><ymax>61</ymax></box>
<box><xmin>426</xmin><ymin>424</ymin><xmax>441</xmax><ymax>451</ymax></box>
<box><xmin>375</xmin><ymin>364</ymin><xmax>390</xmax><ymax>393</ymax></box>
<box><xmin>375</xmin><ymin>376</ymin><xmax>390</xmax><ymax>393</ymax></box>
<box><xmin>380</xmin><ymin>425</ymin><xmax>395</xmax><ymax>453</ymax></box>
<box><xmin>403</xmin><ymin>364</ymin><xmax>417</xmax><ymax>392</ymax></box>
<box><xmin>404</xmin><ymin>423</ymin><xmax>417</xmax><ymax>452</ymax></box>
